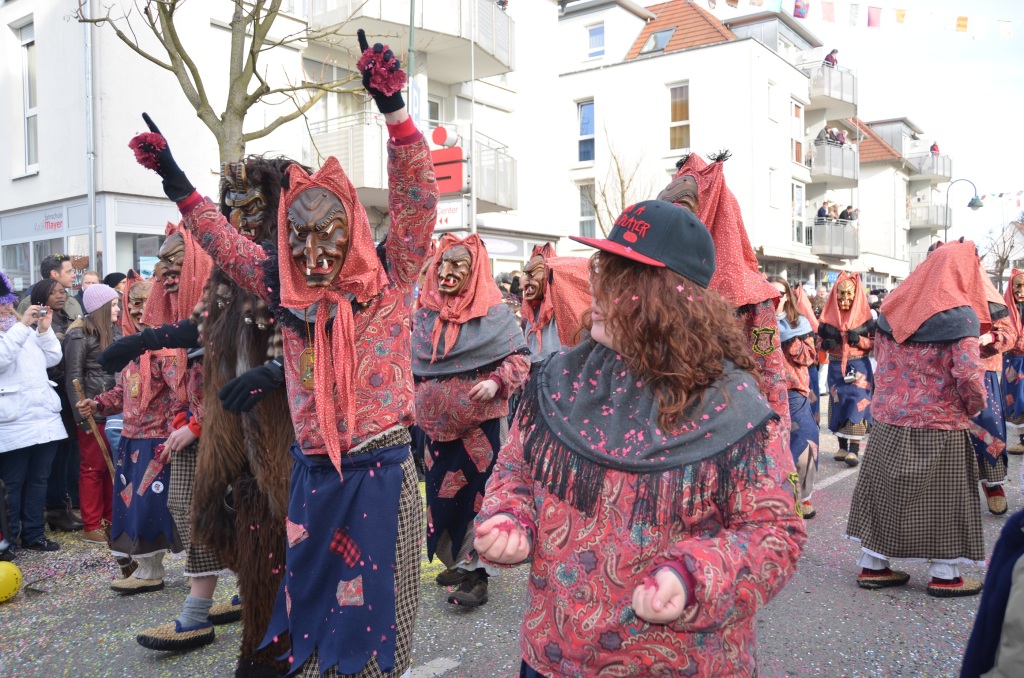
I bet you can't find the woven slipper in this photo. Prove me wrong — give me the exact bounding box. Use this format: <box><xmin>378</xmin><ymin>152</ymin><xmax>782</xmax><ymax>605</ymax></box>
<box><xmin>209</xmin><ymin>595</ymin><xmax>243</xmax><ymax>625</ymax></box>
<box><xmin>137</xmin><ymin>620</ymin><xmax>215</xmax><ymax>651</ymax></box>
<box><xmin>927</xmin><ymin>577</ymin><xmax>983</xmax><ymax>598</ymax></box>
<box><xmin>983</xmin><ymin>486</ymin><xmax>1008</xmax><ymax>515</ymax></box>
<box><xmin>857</xmin><ymin>568</ymin><xmax>910</xmax><ymax>590</ymax></box>
<box><xmin>110</xmin><ymin>576</ymin><xmax>164</xmax><ymax>595</ymax></box>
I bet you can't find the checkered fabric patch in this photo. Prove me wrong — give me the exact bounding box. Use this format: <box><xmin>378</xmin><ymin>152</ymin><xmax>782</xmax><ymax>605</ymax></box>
<box><xmin>330</xmin><ymin>528</ymin><xmax>362</xmax><ymax>568</ymax></box>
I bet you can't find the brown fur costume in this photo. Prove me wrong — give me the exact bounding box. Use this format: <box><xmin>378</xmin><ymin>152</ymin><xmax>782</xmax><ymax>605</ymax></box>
<box><xmin>190</xmin><ymin>157</ymin><xmax>302</xmax><ymax>677</ymax></box>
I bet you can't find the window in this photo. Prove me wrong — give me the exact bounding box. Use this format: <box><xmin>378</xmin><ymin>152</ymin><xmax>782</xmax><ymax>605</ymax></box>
<box><xmin>21</xmin><ymin>23</ymin><xmax>38</xmax><ymax>169</ymax></box>
<box><xmin>428</xmin><ymin>97</ymin><xmax>443</xmax><ymax>128</ymax></box>
<box><xmin>1</xmin><ymin>243</ymin><xmax>31</xmax><ymax>295</ymax></box>
<box><xmin>791</xmin><ymin>101</ymin><xmax>804</xmax><ymax>165</ymax></box>
<box><xmin>792</xmin><ymin>182</ymin><xmax>807</xmax><ymax>244</ymax></box>
<box><xmin>302</xmin><ymin>58</ymin><xmax>359</xmax><ymax>131</ymax></box>
<box><xmin>769</xmin><ymin>168</ymin><xmax>780</xmax><ymax>208</ymax></box>
<box><xmin>588</xmin><ymin>24</ymin><xmax>605</xmax><ymax>58</ymax></box>
<box><xmin>579</xmin><ymin>183</ymin><xmax>596</xmax><ymax>238</ymax></box>
<box><xmin>669</xmin><ymin>84</ymin><xmax>690</xmax><ymax>151</ymax></box>
<box><xmin>641</xmin><ymin>28</ymin><xmax>675</xmax><ymax>54</ymax></box>
<box><xmin>578</xmin><ymin>101</ymin><xmax>595</xmax><ymax>162</ymax></box>
<box><xmin>767</xmin><ymin>81</ymin><xmax>777</xmax><ymax>122</ymax></box>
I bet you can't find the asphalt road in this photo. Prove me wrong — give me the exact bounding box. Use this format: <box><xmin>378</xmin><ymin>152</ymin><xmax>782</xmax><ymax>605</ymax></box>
<box><xmin>2</xmin><ymin>407</ymin><xmax>1018</xmax><ymax>677</ymax></box>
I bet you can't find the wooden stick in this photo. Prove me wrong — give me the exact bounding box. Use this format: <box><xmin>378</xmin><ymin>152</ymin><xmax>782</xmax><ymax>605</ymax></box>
<box><xmin>73</xmin><ymin>379</ymin><xmax>116</xmax><ymax>482</ymax></box>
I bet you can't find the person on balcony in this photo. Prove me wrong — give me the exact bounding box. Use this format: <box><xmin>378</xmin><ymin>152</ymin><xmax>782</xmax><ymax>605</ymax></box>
<box><xmin>839</xmin><ymin>206</ymin><xmax>853</xmax><ymax>221</ymax></box>
<box><xmin>828</xmin><ymin>204</ymin><xmax>840</xmax><ymax>221</ymax></box>
<box><xmin>815</xmin><ymin>128</ymin><xmax>829</xmax><ymax>145</ymax></box>
<box><xmin>823</xmin><ymin>48</ymin><xmax>839</xmax><ymax>68</ymax></box>
<box><xmin>818</xmin><ymin>272</ymin><xmax>875</xmax><ymax>466</ymax></box>
<box><xmin>846</xmin><ymin>240</ymin><xmax>987</xmax><ymax>598</ymax></box>
<box><xmin>816</xmin><ymin>201</ymin><xmax>829</xmax><ymax>225</ymax></box>
<box><xmin>931</xmin><ymin>141</ymin><xmax>940</xmax><ymax>155</ymax></box>
<box><xmin>836</xmin><ymin>130</ymin><xmax>847</xmax><ymax>146</ymax></box>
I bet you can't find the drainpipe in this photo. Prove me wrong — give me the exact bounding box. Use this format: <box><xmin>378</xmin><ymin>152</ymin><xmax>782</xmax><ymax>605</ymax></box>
<box><xmin>84</xmin><ymin>1</ymin><xmax>97</xmax><ymax>274</ymax></box>
<box><xmin>468</xmin><ymin>0</ymin><xmax>477</xmax><ymax>234</ymax></box>
<box><xmin>407</xmin><ymin>0</ymin><xmax>415</xmax><ymax>118</ymax></box>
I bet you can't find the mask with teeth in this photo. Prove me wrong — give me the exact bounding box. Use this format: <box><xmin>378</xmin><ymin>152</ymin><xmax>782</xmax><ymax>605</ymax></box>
<box><xmin>522</xmin><ymin>255</ymin><xmax>546</xmax><ymax>302</ymax></box>
<box><xmin>157</xmin><ymin>233</ymin><xmax>186</xmax><ymax>293</ymax></box>
<box><xmin>221</xmin><ymin>162</ymin><xmax>269</xmax><ymax>242</ymax></box>
<box><xmin>127</xmin><ymin>280</ymin><xmax>154</xmax><ymax>332</ymax></box>
<box><xmin>657</xmin><ymin>174</ymin><xmax>700</xmax><ymax>214</ymax></box>
<box><xmin>1013</xmin><ymin>274</ymin><xmax>1024</xmax><ymax>304</ymax></box>
<box><xmin>836</xmin><ymin>279</ymin><xmax>856</xmax><ymax>311</ymax></box>
<box><xmin>287</xmin><ymin>187</ymin><xmax>350</xmax><ymax>288</ymax></box>
<box><xmin>437</xmin><ymin>245</ymin><xmax>473</xmax><ymax>296</ymax></box>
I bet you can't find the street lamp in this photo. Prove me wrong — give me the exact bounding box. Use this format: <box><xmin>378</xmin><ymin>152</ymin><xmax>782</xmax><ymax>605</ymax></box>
<box><xmin>944</xmin><ymin>178</ymin><xmax>984</xmax><ymax>242</ymax></box>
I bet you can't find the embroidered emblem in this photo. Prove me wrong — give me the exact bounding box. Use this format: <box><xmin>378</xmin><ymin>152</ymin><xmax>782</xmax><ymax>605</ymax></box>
<box><xmin>752</xmin><ymin>327</ymin><xmax>777</xmax><ymax>356</ymax></box>
<box><xmin>787</xmin><ymin>471</ymin><xmax>802</xmax><ymax>516</ymax></box>
<box><xmin>151</xmin><ymin>480</ymin><xmax>164</xmax><ymax>494</ymax></box>
<box><xmin>128</xmin><ymin>372</ymin><xmax>141</xmax><ymax>398</ymax></box>
<box><xmin>299</xmin><ymin>348</ymin><xmax>315</xmax><ymax>390</ymax></box>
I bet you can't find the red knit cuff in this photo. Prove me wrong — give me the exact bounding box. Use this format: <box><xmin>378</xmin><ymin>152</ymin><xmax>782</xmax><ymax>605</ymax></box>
<box><xmin>172</xmin><ymin>411</ymin><xmax>189</xmax><ymax>431</ymax></box>
<box><xmin>488</xmin><ymin>372</ymin><xmax>506</xmax><ymax>398</ymax></box>
<box><xmin>187</xmin><ymin>419</ymin><xmax>202</xmax><ymax>438</ymax></box>
<box><xmin>386</xmin><ymin>117</ymin><xmax>420</xmax><ymax>145</ymax></box>
<box><xmin>654</xmin><ymin>560</ymin><xmax>697</xmax><ymax>607</ymax></box>
<box><xmin>176</xmin><ymin>191</ymin><xmax>204</xmax><ymax>214</ymax></box>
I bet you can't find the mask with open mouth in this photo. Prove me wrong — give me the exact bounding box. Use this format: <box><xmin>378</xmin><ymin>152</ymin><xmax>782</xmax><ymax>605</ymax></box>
<box><xmin>657</xmin><ymin>174</ymin><xmax>700</xmax><ymax>214</ymax></box>
<box><xmin>222</xmin><ymin>162</ymin><xmax>269</xmax><ymax>242</ymax></box>
<box><xmin>836</xmin><ymin>279</ymin><xmax>856</xmax><ymax>311</ymax></box>
<box><xmin>127</xmin><ymin>280</ymin><xmax>154</xmax><ymax>332</ymax></box>
<box><xmin>522</xmin><ymin>254</ymin><xmax>546</xmax><ymax>302</ymax></box>
<box><xmin>157</xmin><ymin>233</ymin><xmax>186</xmax><ymax>292</ymax></box>
<box><xmin>288</xmin><ymin>187</ymin><xmax>350</xmax><ymax>288</ymax></box>
<box><xmin>437</xmin><ymin>245</ymin><xmax>472</xmax><ymax>296</ymax></box>
<box><xmin>1013</xmin><ymin>274</ymin><xmax>1024</xmax><ymax>304</ymax></box>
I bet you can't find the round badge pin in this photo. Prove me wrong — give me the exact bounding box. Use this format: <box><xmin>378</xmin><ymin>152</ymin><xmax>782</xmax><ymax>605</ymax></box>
<box><xmin>152</xmin><ymin>481</ymin><xmax>165</xmax><ymax>494</ymax></box>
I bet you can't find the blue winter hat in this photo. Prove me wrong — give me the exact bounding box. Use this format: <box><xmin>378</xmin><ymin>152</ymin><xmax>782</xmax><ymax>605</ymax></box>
<box><xmin>0</xmin><ymin>270</ymin><xmax>17</xmax><ymax>305</ymax></box>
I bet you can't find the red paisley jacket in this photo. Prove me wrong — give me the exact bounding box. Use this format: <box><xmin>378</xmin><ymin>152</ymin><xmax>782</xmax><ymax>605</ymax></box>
<box><xmin>479</xmin><ymin>419</ymin><xmax>806</xmax><ymax>677</ymax></box>
<box><xmin>181</xmin><ymin>136</ymin><xmax>437</xmax><ymax>455</ymax></box>
<box><xmin>95</xmin><ymin>355</ymin><xmax>186</xmax><ymax>440</ymax></box>
<box><xmin>981</xmin><ymin>314</ymin><xmax>1017</xmax><ymax>373</ymax></box>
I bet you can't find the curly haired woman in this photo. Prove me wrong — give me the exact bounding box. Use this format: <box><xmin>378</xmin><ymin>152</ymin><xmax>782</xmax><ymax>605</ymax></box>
<box><xmin>475</xmin><ymin>201</ymin><xmax>806</xmax><ymax>678</ymax></box>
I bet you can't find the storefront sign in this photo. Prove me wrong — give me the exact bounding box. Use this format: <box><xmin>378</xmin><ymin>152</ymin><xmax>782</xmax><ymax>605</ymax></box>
<box><xmin>0</xmin><ymin>204</ymin><xmax>68</xmax><ymax>240</ymax></box>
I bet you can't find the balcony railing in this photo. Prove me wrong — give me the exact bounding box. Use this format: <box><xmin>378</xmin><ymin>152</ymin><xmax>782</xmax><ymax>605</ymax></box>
<box><xmin>907</xmin><ymin>153</ymin><xmax>953</xmax><ymax>182</ymax></box>
<box><xmin>811</xmin><ymin>218</ymin><xmax>860</xmax><ymax>259</ymax></box>
<box><xmin>809</xmin><ymin>142</ymin><xmax>858</xmax><ymax>183</ymax></box>
<box><xmin>802</xmin><ymin>64</ymin><xmax>858</xmax><ymax>108</ymax></box>
<box><xmin>909</xmin><ymin>202</ymin><xmax>951</xmax><ymax>230</ymax></box>
<box><xmin>309</xmin><ymin>111</ymin><xmax>516</xmax><ymax>211</ymax></box>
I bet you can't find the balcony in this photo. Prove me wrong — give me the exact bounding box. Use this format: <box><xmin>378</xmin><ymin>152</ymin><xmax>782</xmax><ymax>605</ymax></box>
<box><xmin>811</xmin><ymin>219</ymin><xmax>860</xmax><ymax>259</ymax></box>
<box><xmin>308</xmin><ymin>0</ymin><xmax>514</xmax><ymax>83</ymax></box>
<box><xmin>909</xmin><ymin>250</ymin><xmax>928</xmax><ymax>272</ymax></box>
<box><xmin>801</xmin><ymin>64</ymin><xmax>857</xmax><ymax>119</ymax></box>
<box><xmin>907</xmin><ymin>153</ymin><xmax>953</xmax><ymax>183</ymax></box>
<box><xmin>808</xmin><ymin>142</ymin><xmax>858</xmax><ymax>187</ymax></box>
<box><xmin>909</xmin><ymin>202</ymin><xmax>951</xmax><ymax>232</ymax></box>
<box><xmin>309</xmin><ymin>112</ymin><xmax>516</xmax><ymax>213</ymax></box>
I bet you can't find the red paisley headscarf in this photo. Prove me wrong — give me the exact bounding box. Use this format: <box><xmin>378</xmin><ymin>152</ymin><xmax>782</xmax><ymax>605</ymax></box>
<box><xmin>670</xmin><ymin>154</ymin><xmax>779</xmax><ymax>308</ymax></box>
<box><xmin>1003</xmin><ymin>268</ymin><xmax>1024</xmax><ymax>332</ymax></box>
<box><xmin>880</xmin><ymin>240</ymin><xmax>990</xmax><ymax>342</ymax></box>
<box><xmin>520</xmin><ymin>243</ymin><xmax>592</xmax><ymax>351</ymax></box>
<box><xmin>792</xmin><ymin>282</ymin><xmax>819</xmax><ymax>332</ymax></box>
<box><xmin>277</xmin><ymin>157</ymin><xmax>388</xmax><ymax>474</ymax></box>
<box><xmin>417</xmin><ymin>234</ymin><xmax>501</xmax><ymax>362</ymax></box>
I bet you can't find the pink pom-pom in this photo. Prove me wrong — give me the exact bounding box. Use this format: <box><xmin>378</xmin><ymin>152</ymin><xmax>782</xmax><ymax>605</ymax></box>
<box><xmin>357</xmin><ymin>47</ymin><xmax>407</xmax><ymax>97</ymax></box>
<box><xmin>128</xmin><ymin>132</ymin><xmax>167</xmax><ymax>171</ymax></box>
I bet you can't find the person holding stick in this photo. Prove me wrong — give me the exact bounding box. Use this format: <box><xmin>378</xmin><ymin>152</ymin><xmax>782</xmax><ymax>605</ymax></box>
<box><xmin>64</xmin><ymin>284</ymin><xmax>122</xmax><ymax>544</ymax></box>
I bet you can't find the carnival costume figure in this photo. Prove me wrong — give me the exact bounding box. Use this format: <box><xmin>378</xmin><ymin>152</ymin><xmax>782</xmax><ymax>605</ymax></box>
<box><xmin>769</xmin><ymin>277</ymin><xmax>819</xmax><ymax>519</ymax></box>
<box><xmin>127</xmin><ymin>28</ymin><xmax>438</xmax><ymax>677</ymax></box>
<box><xmin>846</xmin><ymin>240</ymin><xmax>988</xmax><ymax>598</ymax></box>
<box><xmin>411</xmin><ymin>234</ymin><xmax>531</xmax><ymax>606</ymax></box>
<box><xmin>659</xmin><ymin>152</ymin><xmax>789</xmax><ymax>430</ymax></box>
<box><xmin>817</xmin><ymin>271</ymin><xmax>874</xmax><ymax>466</ymax></box>
<box><xmin>1002</xmin><ymin>269</ymin><xmax>1024</xmax><ymax>456</ymax></box>
<box><xmin>792</xmin><ymin>282</ymin><xmax>822</xmax><ymax>424</ymax></box>
<box><xmin>519</xmin><ymin>243</ymin><xmax>591</xmax><ymax>364</ymax></box>
<box><xmin>969</xmin><ymin>268</ymin><xmax>1017</xmax><ymax>516</ymax></box>
<box><xmin>476</xmin><ymin>201</ymin><xmax>805</xmax><ymax>677</ymax></box>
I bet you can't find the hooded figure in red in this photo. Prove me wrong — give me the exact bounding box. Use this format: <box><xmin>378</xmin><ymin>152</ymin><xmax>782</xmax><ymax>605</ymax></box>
<box><xmin>817</xmin><ymin>271</ymin><xmax>874</xmax><ymax>465</ymax></box>
<box><xmin>1001</xmin><ymin>269</ymin><xmax>1024</xmax><ymax>454</ymax></box>
<box><xmin>519</xmin><ymin>243</ymin><xmax>592</xmax><ymax>363</ymax></box>
<box><xmin>847</xmin><ymin>240</ymin><xmax>987</xmax><ymax>598</ymax></box>
<box><xmin>411</xmin><ymin>233</ymin><xmax>530</xmax><ymax>608</ymax></box>
<box><xmin>659</xmin><ymin>153</ymin><xmax>789</xmax><ymax>429</ymax></box>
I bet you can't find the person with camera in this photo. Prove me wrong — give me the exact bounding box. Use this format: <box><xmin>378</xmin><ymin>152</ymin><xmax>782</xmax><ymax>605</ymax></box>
<box><xmin>65</xmin><ymin>284</ymin><xmax>122</xmax><ymax>544</ymax></box>
<box><xmin>0</xmin><ymin>269</ymin><xmax>68</xmax><ymax>554</ymax></box>
<box><xmin>17</xmin><ymin>253</ymin><xmax>84</xmax><ymax>321</ymax></box>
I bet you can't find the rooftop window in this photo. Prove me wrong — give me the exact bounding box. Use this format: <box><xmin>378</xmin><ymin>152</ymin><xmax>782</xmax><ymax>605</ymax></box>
<box><xmin>640</xmin><ymin>28</ymin><xmax>675</xmax><ymax>54</ymax></box>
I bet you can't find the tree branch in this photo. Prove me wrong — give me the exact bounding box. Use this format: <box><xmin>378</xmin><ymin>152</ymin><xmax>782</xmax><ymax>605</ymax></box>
<box><xmin>156</xmin><ymin>1</ymin><xmax>216</xmax><ymax>125</ymax></box>
<box><xmin>242</xmin><ymin>88</ymin><xmax>330</xmax><ymax>143</ymax></box>
<box><xmin>75</xmin><ymin>1</ymin><xmax>173</xmax><ymax>72</ymax></box>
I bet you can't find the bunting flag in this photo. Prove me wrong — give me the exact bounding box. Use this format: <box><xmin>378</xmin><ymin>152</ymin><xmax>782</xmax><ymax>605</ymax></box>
<box><xmin>849</xmin><ymin>3</ymin><xmax>860</xmax><ymax>26</ymax></box>
<box><xmin>998</xmin><ymin>20</ymin><xmax>1013</xmax><ymax>38</ymax></box>
<box><xmin>707</xmin><ymin>0</ymin><xmax>716</xmax><ymax>9</ymax></box>
<box><xmin>794</xmin><ymin>0</ymin><xmax>809</xmax><ymax>19</ymax></box>
<box><xmin>821</xmin><ymin>1</ymin><xmax>834</xmax><ymax>22</ymax></box>
<box><xmin>974</xmin><ymin>19</ymin><xmax>990</xmax><ymax>40</ymax></box>
<box><xmin>726</xmin><ymin>0</ymin><xmax>739</xmax><ymax>7</ymax></box>
<box><xmin>749</xmin><ymin>0</ymin><xmax>765</xmax><ymax>5</ymax></box>
<box><xmin>957</xmin><ymin>16</ymin><xmax>968</xmax><ymax>32</ymax></box>
<box><xmin>867</xmin><ymin>6</ymin><xmax>881</xmax><ymax>27</ymax></box>
<box><xmin>895</xmin><ymin>9</ymin><xmax>906</xmax><ymax>24</ymax></box>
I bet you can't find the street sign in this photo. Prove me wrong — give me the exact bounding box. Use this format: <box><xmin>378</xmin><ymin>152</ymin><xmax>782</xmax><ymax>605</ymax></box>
<box><xmin>435</xmin><ymin>197</ymin><xmax>469</xmax><ymax>231</ymax></box>
<box><xmin>431</xmin><ymin>146</ymin><xmax>468</xmax><ymax>194</ymax></box>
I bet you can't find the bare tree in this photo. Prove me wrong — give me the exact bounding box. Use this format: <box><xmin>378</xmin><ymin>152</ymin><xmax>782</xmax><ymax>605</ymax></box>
<box><xmin>981</xmin><ymin>210</ymin><xmax>1024</xmax><ymax>292</ymax></box>
<box><xmin>75</xmin><ymin>0</ymin><xmax>366</xmax><ymax>162</ymax></box>
<box><xmin>580</xmin><ymin>142</ymin><xmax>659</xmax><ymax>237</ymax></box>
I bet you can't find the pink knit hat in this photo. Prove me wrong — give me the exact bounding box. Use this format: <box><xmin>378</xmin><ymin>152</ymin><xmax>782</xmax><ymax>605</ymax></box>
<box><xmin>83</xmin><ymin>283</ymin><xmax>120</xmax><ymax>314</ymax></box>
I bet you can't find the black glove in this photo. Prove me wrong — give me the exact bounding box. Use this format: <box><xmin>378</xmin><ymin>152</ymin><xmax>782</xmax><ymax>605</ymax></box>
<box><xmin>819</xmin><ymin>338</ymin><xmax>838</xmax><ymax>351</ymax></box>
<box><xmin>140</xmin><ymin>319</ymin><xmax>200</xmax><ymax>351</ymax></box>
<box><xmin>99</xmin><ymin>334</ymin><xmax>146</xmax><ymax>373</ymax></box>
<box><xmin>846</xmin><ymin>329</ymin><xmax>862</xmax><ymax>345</ymax></box>
<box><xmin>128</xmin><ymin>113</ymin><xmax>196</xmax><ymax>202</ymax></box>
<box><xmin>218</xmin><ymin>358</ymin><xmax>286</xmax><ymax>413</ymax></box>
<box><xmin>357</xmin><ymin>29</ymin><xmax>406</xmax><ymax>114</ymax></box>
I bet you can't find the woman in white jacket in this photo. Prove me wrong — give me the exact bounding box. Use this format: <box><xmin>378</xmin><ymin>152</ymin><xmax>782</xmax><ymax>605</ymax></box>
<box><xmin>0</xmin><ymin>269</ymin><xmax>69</xmax><ymax>554</ymax></box>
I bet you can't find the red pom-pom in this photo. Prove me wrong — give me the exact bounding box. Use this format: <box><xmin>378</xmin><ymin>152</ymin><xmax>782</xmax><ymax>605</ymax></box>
<box><xmin>357</xmin><ymin>46</ymin><xmax>407</xmax><ymax>97</ymax></box>
<box><xmin>129</xmin><ymin>132</ymin><xmax>167</xmax><ymax>171</ymax></box>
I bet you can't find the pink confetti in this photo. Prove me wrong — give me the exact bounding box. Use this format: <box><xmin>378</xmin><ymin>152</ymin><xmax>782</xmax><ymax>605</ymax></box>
<box><xmin>643</xmin><ymin>575</ymin><xmax>657</xmax><ymax>590</ymax></box>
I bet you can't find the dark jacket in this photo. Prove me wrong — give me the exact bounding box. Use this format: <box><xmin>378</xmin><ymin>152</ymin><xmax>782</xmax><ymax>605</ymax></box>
<box><xmin>63</xmin><ymin>321</ymin><xmax>121</xmax><ymax>425</ymax></box>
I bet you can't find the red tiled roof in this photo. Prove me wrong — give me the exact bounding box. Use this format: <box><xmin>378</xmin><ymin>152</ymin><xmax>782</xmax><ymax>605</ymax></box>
<box><xmin>625</xmin><ymin>0</ymin><xmax>735</xmax><ymax>60</ymax></box>
<box><xmin>846</xmin><ymin>117</ymin><xmax>902</xmax><ymax>164</ymax></box>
